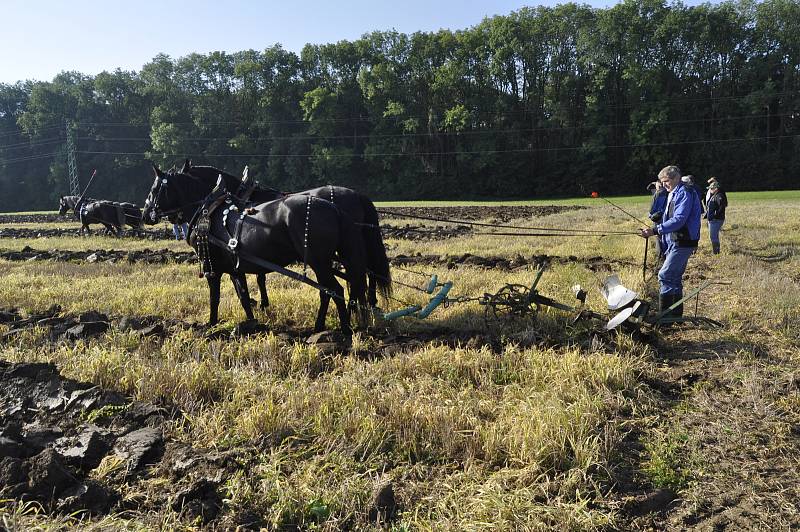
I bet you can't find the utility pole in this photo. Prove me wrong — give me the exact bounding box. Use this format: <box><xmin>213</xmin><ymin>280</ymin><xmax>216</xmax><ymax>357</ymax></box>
<box><xmin>65</xmin><ymin>119</ymin><xmax>79</xmax><ymax>196</ymax></box>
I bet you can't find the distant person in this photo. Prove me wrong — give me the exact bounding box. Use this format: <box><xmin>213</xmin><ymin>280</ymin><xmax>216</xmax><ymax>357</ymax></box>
<box><xmin>173</xmin><ymin>222</ymin><xmax>189</xmax><ymax>241</ymax></box>
<box><xmin>682</xmin><ymin>175</ymin><xmax>705</xmax><ymax>218</ymax></box>
<box><xmin>705</xmin><ymin>181</ymin><xmax>727</xmax><ymax>254</ymax></box>
<box><xmin>640</xmin><ymin>165</ymin><xmax>702</xmax><ymax>317</ymax></box>
<box><xmin>647</xmin><ymin>181</ymin><xmax>668</xmax><ymax>260</ymax></box>
<box><xmin>704</xmin><ymin>177</ymin><xmax>718</xmax><ymax>210</ymax></box>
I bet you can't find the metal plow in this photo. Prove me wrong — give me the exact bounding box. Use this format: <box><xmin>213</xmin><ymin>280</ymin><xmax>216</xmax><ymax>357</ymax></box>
<box><xmin>480</xmin><ymin>262</ymin><xmax>724</xmax><ymax>336</ymax></box>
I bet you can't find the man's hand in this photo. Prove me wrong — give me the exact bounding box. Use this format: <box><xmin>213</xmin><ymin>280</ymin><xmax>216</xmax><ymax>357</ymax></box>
<box><xmin>640</xmin><ymin>227</ymin><xmax>655</xmax><ymax>238</ymax></box>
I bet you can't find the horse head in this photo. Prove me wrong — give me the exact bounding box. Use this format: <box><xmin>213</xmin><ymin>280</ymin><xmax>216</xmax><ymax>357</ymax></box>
<box><xmin>142</xmin><ymin>164</ymin><xmax>170</xmax><ymax>225</ymax></box>
<box><xmin>141</xmin><ymin>163</ymin><xmax>204</xmax><ymax>226</ymax></box>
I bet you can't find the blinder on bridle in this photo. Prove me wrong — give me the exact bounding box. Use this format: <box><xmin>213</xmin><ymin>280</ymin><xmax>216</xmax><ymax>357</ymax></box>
<box><xmin>145</xmin><ymin>175</ymin><xmax>171</xmax><ymax>222</ymax></box>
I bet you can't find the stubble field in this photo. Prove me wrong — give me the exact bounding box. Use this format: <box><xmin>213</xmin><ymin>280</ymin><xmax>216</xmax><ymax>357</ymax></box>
<box><xmin>1</xmin><ymin>192</ymin><xmax>799</xmax><ymax>531</ymax></box>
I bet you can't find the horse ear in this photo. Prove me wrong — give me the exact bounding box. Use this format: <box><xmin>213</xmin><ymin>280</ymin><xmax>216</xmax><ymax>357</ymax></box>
<box><xmin>181</xmin><ymin>159</ymin><xmax>192</xmax><ymax>173</ymax></box>
<box><xmin>152</xmin><ymin>162</ymin><xmax>162</xmax><ymax>177</ymax></box>
<box><xmin>212</xmin><ymin>174</ymin><xmax>225</xmax><ymax>193</ymax></box>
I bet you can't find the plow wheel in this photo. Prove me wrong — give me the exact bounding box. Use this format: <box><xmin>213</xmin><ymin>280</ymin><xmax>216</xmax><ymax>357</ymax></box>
<box><xmin>484</xmin><ymin>284</ymin><xmax>539</xmax><ymax>336</ymax></box>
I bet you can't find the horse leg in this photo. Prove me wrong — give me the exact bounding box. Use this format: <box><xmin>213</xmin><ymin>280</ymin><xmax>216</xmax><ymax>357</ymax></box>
<box><xmin>348</xmin><ymin>276</ymin><xmax>370</xmax><ymax>329</ymax></box>
<box><xmin>206</xmin><ymin>274</ymin><xmax>221</xmax><ymax>325</ymax></box>
<box><xmin>368</xmin><ymin>274</ymin><xmax>378</xmax><ymax>308</ymax></box>
<box><xmin>345</xmin><ymin>280</ymin><xmax>367</xmax><ymax>329</ymax></box>
<box><xmin>230</xmin><ymin>272</ymin><xmax>255</xmax><ymax>322</ymax></box>
<box><xmin>314</xmin><ymin>289</ymin><xmax>331</xmax><ymax>333</ymax></box>
<box><xmin>313</xmin><ymin>266</ymin><xmax>350</xmax><ymax>334</ymax></box>
<box><xmin>256</xmin><ymin>273</ymin><xmax>269</xmax><ymax>309</ymax></box>
<box><xmin>357</xmin><ymin>279</ymin><xmax>370</xmax><ymax>328</ymax></box>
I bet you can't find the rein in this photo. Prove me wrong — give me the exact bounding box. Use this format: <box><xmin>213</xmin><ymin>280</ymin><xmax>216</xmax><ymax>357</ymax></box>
<box><xmin>177</xmin><ymin>185</ymin><xmax>343</xmax><ymax>300</ymax></box>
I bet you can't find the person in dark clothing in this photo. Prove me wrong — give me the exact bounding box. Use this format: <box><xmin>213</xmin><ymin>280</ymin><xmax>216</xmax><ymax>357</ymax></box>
<box><xmin>648</xmin><ymin>181</ymin><xmax>668</xmax><ymax>222</ymax></box>
<box><xmin>682</xmin><ymin>175</ymin><xmax>705</xmax><ymax>217</ymax></box>
<box><xmin>704</xmin><ymin>177</ymin><xmax>717</xmax><ymax>211</ymax></box>
<box><xmin>172</xmin><ymin>223</ymin><xmax>189</xmax><ymax>241</ymax></box>
<box><xmin>705</xmin><ymin>181</ymin><xmax>727</xmax><ymax>254</ymax></box>
<box><xmin>647</xmin><ymin>181</ymin><xmax>668</xmax><ymax>260</ymax></box>
<box><xmin>640</xmin><ymin>165</ymin><xmax>702</xmax><ymax>317</ymax></box>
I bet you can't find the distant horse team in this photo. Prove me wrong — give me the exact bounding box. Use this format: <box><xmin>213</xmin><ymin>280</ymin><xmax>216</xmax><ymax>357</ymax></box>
<box><xmin>140</xmin><ymin>162</ymin><xmax>391</xmax><ymax>333</ymax></box>
<box><xmin>59</xmin><ymin>195</ymin><xmax>142</xmax><ymax>235</ymax></box>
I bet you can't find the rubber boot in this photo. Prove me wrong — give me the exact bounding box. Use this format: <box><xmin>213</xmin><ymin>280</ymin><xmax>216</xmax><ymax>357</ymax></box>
<box><xmin>659</xmin><ymin>293</ymin><xmax>674</xmax><ymax>316</ymax></box>
<box><xmin>712</xmin><ymin>242</ymin><xmax>720</xmax><ymax>254</ymax></box>
<box><xmin>672</xmin><ymin>291</ymin><xmax>683</xmax><ymax>318</ymax></box>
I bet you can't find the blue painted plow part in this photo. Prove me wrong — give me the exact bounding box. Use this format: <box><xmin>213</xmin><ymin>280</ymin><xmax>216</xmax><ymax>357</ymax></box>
<box><xmin>382</xmin><ymin>281</ymin><xmax>453</xmax><ymax>321</ymax></box>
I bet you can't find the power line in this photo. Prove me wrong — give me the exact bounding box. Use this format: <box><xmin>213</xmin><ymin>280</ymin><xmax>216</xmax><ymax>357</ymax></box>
<box><xmin>1</xmin><ymin>152</ymin><xmax>61</xmax><ymax>165</ymax></box>
<box><xmin>66</xmin><ymin>112</ymin><xmax>792</xmax><ymax>145</ymax></box>
<box><xmin>0</xmin><ymin>89</ymin><xmax>793</xmax><ymax>141</ymax></box>
<box><xmin>69</xmin><ymin>133</ymin><xmax>799</xmax><ymax>160</ymax></box>
<box><xmin>66</xmin><ymin>91</ymin><xmax>798</xmax><ymax>128</ymax></box>
<box><xmin>0</xmin><ymin>123</ymin><xmax>65</xmax><ymax>138</ymax></box>
<box><xmin>0</xmin><ymin>138</ymin><xmax>64</xmax><ymax>151</ymax></box>
<box><xmin>0</xmin><ymin>84</ymin><xmax>795</xmax><ymax>139</ymax></box>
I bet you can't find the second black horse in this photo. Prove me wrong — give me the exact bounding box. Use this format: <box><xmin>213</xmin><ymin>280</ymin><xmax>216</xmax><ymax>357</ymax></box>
<box><xmin>179</xmin><ymin>161</ymin><xmax>392</xmax><ymax>310</ymax></box>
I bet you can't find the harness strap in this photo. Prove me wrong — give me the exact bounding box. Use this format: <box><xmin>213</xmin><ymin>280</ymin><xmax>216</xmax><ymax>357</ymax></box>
<box><xmin>303</xmin><ymin>195</ymin><xmax>312</xmax><ymax>277</ymax></box>
<box><xmin>187</xmin><ymin>191</ymin><xmax>229</xmax><ymax>277</ymax></box>
<box><xmin>205</xmin><ymin>233</ymin><xmax>342</xmax><ymax>300</ymax></box>
<box><xmin>221</xmin><ymin>200</ymin><xmax>248</xmax><ymax>269</ymax></box>
<box><xmin>236</xmin><ymin>181</ymin><xmax>257</xmax><ymax>203</ymax></box>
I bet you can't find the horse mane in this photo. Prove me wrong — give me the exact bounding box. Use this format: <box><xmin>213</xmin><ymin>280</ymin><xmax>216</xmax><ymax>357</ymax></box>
<box><xmin>184</xmin><ymin>163</ymin><xmax>284</xmax><ymax>196</ymax></box>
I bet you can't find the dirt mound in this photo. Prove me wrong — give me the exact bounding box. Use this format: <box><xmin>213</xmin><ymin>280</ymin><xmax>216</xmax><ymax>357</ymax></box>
<box><xmin>379</xmin><ymin>205</ymin><xmax>584</xmax><ymax>223</ymax></box>
<box><xmin>0</xmin><ymin>214</ymin><xmax>64</xmax><ymax>224</ymax></box>
<box><xmin>382</xmin><ymin>223</ymin><xmax>472</xmax><ymax>241</ymax></box>
<box><xmin>393</xmin><ymin>252</ymin><xmax>638</xmax><ymax>272</ymax></box>
<box><xmin>0</xmin><ymin>245</ymin><xmax>634</xmax><ymax>273</ymax></box>
<box><xmin>0</xmin><ymin>227</ymin><xmax>175</xmax><ymax>240</ymax></box>
<box><xmin>0</xmin><ymin>358</ymin><xmax>254</xmax><ymax>525</ymax></box>
<box><xmin>0</xmin><ymin>246</ymin><xmax>197</xmax><ymax>265</ymax></box>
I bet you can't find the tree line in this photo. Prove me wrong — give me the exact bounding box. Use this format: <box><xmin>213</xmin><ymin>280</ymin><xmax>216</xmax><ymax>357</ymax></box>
<box><xmin>0</xmin><ymin>0</ymin><xmax>798</xmax><ymax>212</ymax></box>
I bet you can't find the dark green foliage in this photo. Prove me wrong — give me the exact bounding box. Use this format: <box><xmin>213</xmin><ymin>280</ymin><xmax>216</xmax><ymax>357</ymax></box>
<box><xmin>1</xmin><ymin>0</ymin><xmax>798</xmax><ymax>211</ymax></box>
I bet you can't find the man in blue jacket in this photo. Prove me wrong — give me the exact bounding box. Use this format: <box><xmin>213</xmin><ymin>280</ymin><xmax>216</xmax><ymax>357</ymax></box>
<box><xmin>640</xmin><ymin>165</ymin><xmax>702</xmax><ymax>317</ymax></box>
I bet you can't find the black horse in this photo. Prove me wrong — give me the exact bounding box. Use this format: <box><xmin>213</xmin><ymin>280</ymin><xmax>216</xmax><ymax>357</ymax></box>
<box><xmin>141</xmin><ymin>165</ymin><xmax>368</xmax><ymax>333</ymax></box>
<box><xmin>78</xmin><ymin>201</ymin><xmax>143</xmax><ymax>235</ymax></box>
<box><xmin>179</xmin><ymin>160</ymin><xmax>392</xmax><ymax>309</ymax></box>
<box><xmin>58</xmin><ymin>195</ymin><xmax>97</xmax><ymax>216</ymax></box>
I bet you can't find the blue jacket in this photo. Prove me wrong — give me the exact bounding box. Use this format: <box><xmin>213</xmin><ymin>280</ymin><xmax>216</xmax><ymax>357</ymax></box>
<box><xmin>656</xmin><ymin>183</ymin><xmax>701</xmax><ymax>247</ymax></box>
<box><xmin>686</xmin><ymin>184</ymin><xmax>705</xmax><ymax>215</ymax></box>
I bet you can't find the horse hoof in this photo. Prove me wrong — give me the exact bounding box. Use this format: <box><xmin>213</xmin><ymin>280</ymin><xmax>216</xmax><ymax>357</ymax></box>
<box><xmin>232</xmin><ymin>319</ymin><xmax>261</xmax><ymax>337</ymax></box>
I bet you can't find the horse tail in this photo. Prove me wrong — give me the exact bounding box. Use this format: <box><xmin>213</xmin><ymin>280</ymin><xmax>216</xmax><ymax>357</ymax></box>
<box><xmin>359</xmin><ymin>195</ymin><xmax>392</xmax><ymax>299</ymax></box>
<box><xmin>336</xmin><ymin>209</ymin><xmax>368</xmax><ymax>302</ymax></box>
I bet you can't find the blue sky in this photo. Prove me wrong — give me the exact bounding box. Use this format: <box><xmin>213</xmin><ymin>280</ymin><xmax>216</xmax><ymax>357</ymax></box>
<box><xmin>3</xmin><ymin>0</ymin><xmax>701</xmax><ymax>84</ymax></box>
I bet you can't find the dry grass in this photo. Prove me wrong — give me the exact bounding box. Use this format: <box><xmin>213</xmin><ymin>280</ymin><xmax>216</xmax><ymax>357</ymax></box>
<box><xmin>2</xmin><ymin>194</ymin><xmax>800</xmax><ymax>529</ymax></box>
